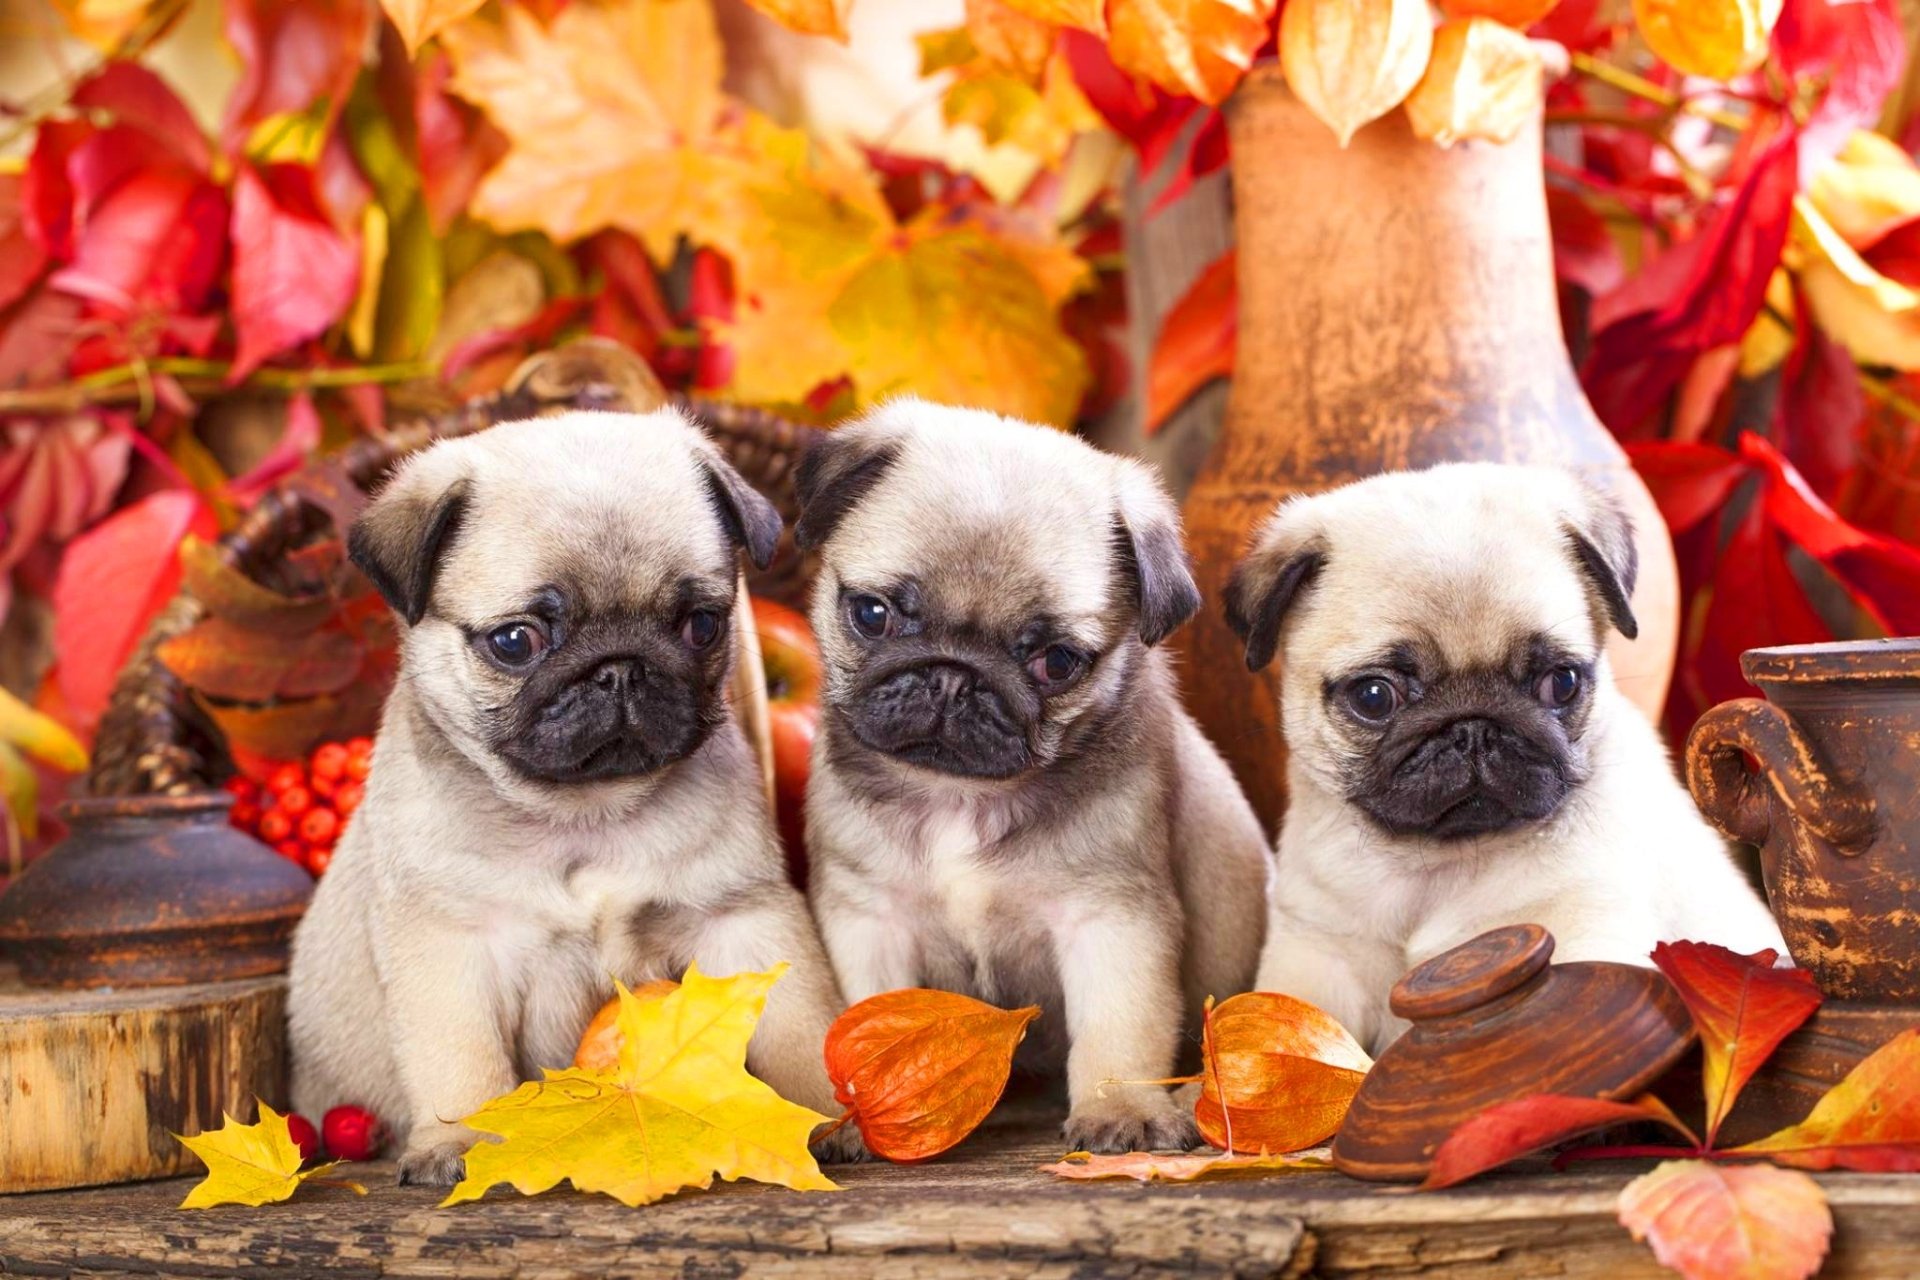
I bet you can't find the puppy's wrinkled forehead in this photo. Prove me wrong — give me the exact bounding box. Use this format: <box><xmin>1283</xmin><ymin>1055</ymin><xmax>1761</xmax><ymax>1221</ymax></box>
<box><xmin>438</xmin><ymin>414</ymin><xmax>734</xmax><ymax>619</ymax></box>
<box><xmin>1305</xmin><ymin>476</ymin><xmax>1603</xmax><ymax>671</ymax></box>
<box><xmin>833</xmin><ymin>426</ymin><xmax>1119</xmax><ymax>632</ymax></box>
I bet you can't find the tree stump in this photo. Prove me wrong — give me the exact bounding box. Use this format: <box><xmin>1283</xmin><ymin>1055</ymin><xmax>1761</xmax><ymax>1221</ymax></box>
<box><xmin>0</xmin><ymin>967</ymin><xmax>287</xmax><ymax>1192</ymax></box>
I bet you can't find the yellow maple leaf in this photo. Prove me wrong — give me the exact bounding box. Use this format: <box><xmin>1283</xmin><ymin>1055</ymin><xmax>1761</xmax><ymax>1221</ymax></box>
<box><xmin>441</xmin><ymin>0</ymin><xmax>773</xmax><ymax>256</ymax></box>
<box><xmin>442</xmin><ymin>965</ymin><xmax>839</xmax><ymax>1209</ymax></box>
<box><xmin>380</xmin><ymin>0</ymin><xmax>486</xmax><ymax>54</ymax></box>
<box><xmin>964</xmin><ymin>0</ymin><xmax>1056</xmax><ymax>83</ymax></box>
<box><xmin>176</xmin><ymin>1103</ymin><xmax>361</xmax><ymax>1210</ymax></box>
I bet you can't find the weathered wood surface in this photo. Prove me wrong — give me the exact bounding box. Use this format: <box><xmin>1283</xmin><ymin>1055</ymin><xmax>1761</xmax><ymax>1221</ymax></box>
<box><xmin>5</xmin><ymin>1101</ymin><xmax>1920</xmax><ymax>1278</ymax></box>
<box><xmin>0</xmin><ymin>971</ymin><xmax>287</xmax><ymax>1194</ymax></box>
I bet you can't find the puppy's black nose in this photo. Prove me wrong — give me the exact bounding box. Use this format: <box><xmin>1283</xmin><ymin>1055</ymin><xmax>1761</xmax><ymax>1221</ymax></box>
<box><xmin>590</xmin><ymin>657</ymin><xmax>641</xmax><ymax>693</ymax></box>
<box><xmin>923</xmin><ymin>663</ymin><xmax>975</xmax><ymax>710</ymax></box>
<box><xmin>1450</xmin><ymin>718</ymin><xmax>1498</xmax><ymax>754</ymax></box>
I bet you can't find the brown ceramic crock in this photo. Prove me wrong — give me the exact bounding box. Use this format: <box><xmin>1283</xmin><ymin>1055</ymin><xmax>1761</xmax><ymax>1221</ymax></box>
<box><xmin>1686</xmin><ymin>639</ymin><xmax>1918</xmax><ymax>1002</ymax></box>
<box><xmin>1176</xmin><ymin>70</ymin><xmax>1679</xmax><ymax>835</ymax></box>
<box><xmin>0</xmin><ymin>793</ymin><xmax>313</xmax><ymax>988</ymax></box>
<box><xmin>1331</xmin><ymin>924</ymin><xmax>1694</xmax><ymax>1182</ymax></box>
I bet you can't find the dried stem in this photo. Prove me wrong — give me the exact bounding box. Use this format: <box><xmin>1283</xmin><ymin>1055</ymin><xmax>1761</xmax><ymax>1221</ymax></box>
<box><xmin>1569</xmin><ymin>52</ymin><xmax>1750</xmax><ymax>133</ymax></box>
<box><xmin>0</xmin><ymin>359</ymin><xmax>434</xmax><ymax>416</ymax></box>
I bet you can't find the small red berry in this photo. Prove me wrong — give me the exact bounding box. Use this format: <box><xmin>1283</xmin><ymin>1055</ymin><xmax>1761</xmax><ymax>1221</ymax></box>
<box><xmin>229</xmin><ymin>800</ymin><xmax>263</xmax><ymax>833</ymax></box>
<box><xmin>275</xmin><ymin>838</ymin><xmax>308</xmax><ymax>864</ymax></box>
<box><xmin>258</xmin><ymin>809</ymin><xmax>294</xmax><ymax>843</ymax></box>
<box><xmin>322</xmin><ymin>1105</ymin><xmax>386</xmax><ymax>1161</ymax></box>
<box><xmin>278</xmin><ymin>785</ymin><xmax>314</xmax><ymax>817</ymax></box>
<box><xmin>344</xmin><ymin>750</ymin><xmax>373</xmax><ymax>782</ymax></box>
<box><xmin>300</xmin><ymin>807</ymin><xmax>339</xmax><ymax>846</ymax></box>
<box><xmin>310</xmin><ymin>742</ymin><xmax>350</xmax><ymax>781</ymax></box>
<box><xmin>266</xmin><ymin>763</ymin><xmax>306</xmax><ymax>795</ymax></box>
<box><xmin>334</xmin><ymin>781</ymin><xmax>365</xmax><ymax>818</ymax></box>
<box><xmin>306</xmin><ymin>845</ymin><xmax>334</xmax><ymax>876</ymax></box>
<box><xmin>223</xmin><ymin>775</ymin><xmax>261</xmax><ymax>803</ymax></box>
<box><xmin>309</xmin><ymin>773</ymin><xmax>337</xmax><ymax>800</ymax></box>
<box><xmin>286</xmin><ymin>1112</ymin><xmax>321</xmax><ymax>1163</ymax></box>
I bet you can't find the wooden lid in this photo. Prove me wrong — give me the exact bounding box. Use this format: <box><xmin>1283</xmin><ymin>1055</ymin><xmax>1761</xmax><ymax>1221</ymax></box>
<box><xmin>1391</xmin><ymin>923</ymin><xmax>1553</xmax><ymax>1021</ymax></box>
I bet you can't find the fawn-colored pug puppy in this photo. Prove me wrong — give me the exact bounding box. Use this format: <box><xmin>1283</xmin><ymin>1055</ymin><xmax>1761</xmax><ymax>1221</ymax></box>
<box><xmin>1227</xmin><ymin>463</ymin><xmax>1786</xmax><ymax>1053</ymax></box>
<box><xmin>796</xmin><ymin>399</ymin><xmax>1271</xmax><ymax>1153</ymax></box>
<box><xmin>288</xmin><ymin>410</ymin><xmax>859</xmax><ymax>1185</ymax></box>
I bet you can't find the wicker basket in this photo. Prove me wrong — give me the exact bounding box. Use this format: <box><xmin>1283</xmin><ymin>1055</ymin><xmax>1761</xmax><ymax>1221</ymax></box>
<box><xmin>88</xmin><ymin>341</ymin><xmax>824</xmax><ymax>799</ymax></box>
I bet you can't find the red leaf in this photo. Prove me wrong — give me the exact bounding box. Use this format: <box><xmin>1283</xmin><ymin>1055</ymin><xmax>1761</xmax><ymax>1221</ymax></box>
<box><xmin>1547</xmin><ymin>187</ymin><xmax>1623</xmax><ymax>296</ymax></box>
<box><xmin>71</xmin><ymin>62</ymin><xmax>211</xmax><ymax>174</ymax></box>
<box><xmin>221</xmin><ymin>0</ymin><xmax>373</xmax><ymax>151</ymax></box>
<box><xmin>414</xmin><ymin>50</ymin><xmax>509</xmax><ymax>235</ymax></box>
<box><xmin>49</xmin><ymin>169</ymin><xmax>228</xmax><ymax>315</ymax></box>
<box><xmin>1626</xmin><ymin>441</ymin><xmax>1749</xmax><ymax>536</ymax></box>
<box><xmin>1582</xmin><ymin>127</ymin><xmax>1799</xmax><ymax>434</ymax></box>
<box><xmin>1618</xmin><ymin>1159</ymin><xmax>1832</xmax><ymax>1280</ymax></box>
<box><xmin>0</xmin><ymin>175</ymin><xmax>49</xmax><ymax>312</ymax></box>
<box><xmin>1423</xmin><ymin>1094</ymin><xmax>1693</xmax><ymax>1190</ymax></box>
<box><xmin>1060</xmin><ymin>29</ymin><xmax>1225</xmax><ymax>216</ymax></box>
<box><xmin>53</xmin><ymin>489</ymin><xmax>215</xmax><ymax>733</ymax></box>
<box><xmin>1864</xmin><ymin>215</ymin><xmax>1920</xmax><ymax>287</ymax></box>
<box><xmin>1743</xmin><ymin>432</ymin><xmax>1920</xmax><ymax>635</ymax></box>
<box><xmin>1771</xmin><ymin>310</ymin><xmax>1863</xmax><ymax>503</ymax></box>
<box><xmin>1651</xmin><ymin>942</ymin><xmax>1822</xmax><ymax>1145</ymax></box>
<box><xmin>1146</xmin><ymin>250</ymin><xmax>1234</xmax><ymax>433</ymax></box>
<box><xmin>582</xmin><ymin>231</ymin><xmax>673</xmax><ymax>364</ymax></box>
<box><xmin>1727</xmin><ymin>1028</ymin><xmax>1920</xmax><ymax>1171</ymax></box>
<box><xmin>1773</xmin><ymin>0</ymin><xmax>1906</xmax><ymax>181</ymax></box>
<box><xmin>688</xmin><ymin>248</ymin><xmax>735</xmax><ymax>392</ymax></box>
<box><xmin>228</xmin><ymin>164</ymin><xmax>361</xmax><ymax>381</ymax></box>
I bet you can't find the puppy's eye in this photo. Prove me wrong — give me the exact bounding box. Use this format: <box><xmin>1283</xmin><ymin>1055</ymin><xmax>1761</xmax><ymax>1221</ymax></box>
<box><xmin>1344</xmin><ymin>677</ymin><xmax>1401</xmax><ymax>722</ymax></box>
<box><xmin>1537</xmin><ymin>665</ymin><xmax>1581</xmax><ymax>708</ymax></box>
<box><xmin>848</xmin><ymin>594</ymin><xmax>892</xmax><ymax>639</ymax></box>
<box><xmin>485</xmin><ymin>622</ymin><xmax>547</xmax><ymax>666</ymax></box>
<box><xmin>681</xmin><ymin>608</ymin><xmax>723</xmax><ymax>651</ymax></box>
<box><xmin>1027</xmin><ymin>644</ymin><xmax>1084</xmax><ymax>690</ymax></box>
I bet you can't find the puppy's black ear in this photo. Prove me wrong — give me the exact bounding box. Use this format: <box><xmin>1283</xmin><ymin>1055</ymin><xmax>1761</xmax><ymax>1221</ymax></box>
<box><xmin>1563</xmin><ymin>481</ymin><xmax>1639</xmax><ymax>640</ymax></box>
<box><xmin>1224</xmin><ymin>508</ymin><xmax>1325</xmax><ymax>672</ymax></box>
<box><xmin>348</xmin><ymin>464</ymin><xmax>470</xmax><ymax>627</ymax></box>
<box><xmin>698</xmin><ymin>451</ymin><xmax>783</xmax><ymax>571</ymax></box>
<box><xmin>793</xmin><ymin>428</ymin><xmax>900</xmax><ymax>551</ymax></box>
<box><xmin>1112</xmin><ymin>466</ymin><xmax>1201</xmax><ymax>647</ymax></box>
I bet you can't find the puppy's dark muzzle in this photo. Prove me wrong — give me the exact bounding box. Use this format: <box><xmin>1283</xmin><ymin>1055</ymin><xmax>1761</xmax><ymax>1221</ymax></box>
<box><xmin>1358</xmin><ymin>715</ymin><xmax>1570</xmax><ymax>840</ymax></box>
<box><xmin>501</xmin><ymin>655</ymin><xmax>709</xmax><ymax>784</ymax></box>
<box><xmin>849</xmin><ymin>659</ymin><xmax>1033</xmax><ymax>780</ymax></box>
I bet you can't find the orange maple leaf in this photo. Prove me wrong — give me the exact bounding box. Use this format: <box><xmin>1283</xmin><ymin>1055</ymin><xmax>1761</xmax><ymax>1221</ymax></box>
<box><xmin>1617</xmin><ymin>1160</ymin><xmax>1831</xmax><ymax>1280</ymax></box>
<box><xmin>441</xmin><ymin>0</ymin><xmax>770</xmax><ymax>255</ymax></box>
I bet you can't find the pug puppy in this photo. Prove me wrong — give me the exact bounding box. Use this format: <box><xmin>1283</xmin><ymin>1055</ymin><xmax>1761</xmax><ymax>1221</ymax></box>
<box><xmin>797</xmin><ymin>399</ymin><xmax>1271</xmax><ymax>1154</ymax></box>
<box><xmin>288</xmin><ymin>410</ymin><xmax>857</xmax><ymax>1186</ymax></box>
<box><xmin>1227</xmin><ymin>463</ymin><xmax>1786</xmax><ymax>1053</ymax></box>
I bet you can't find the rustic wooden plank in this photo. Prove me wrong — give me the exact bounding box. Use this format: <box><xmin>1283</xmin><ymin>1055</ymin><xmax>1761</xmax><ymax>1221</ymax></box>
<box><xmin>0</xmin><ymin>975</ymin><xmax>287</xmax><ymax>1193</ymax></box>
<box><xmin>5</xmin><ymin>1103</ymin><xmax>1919</xmax><ymax>1278</ymax></box>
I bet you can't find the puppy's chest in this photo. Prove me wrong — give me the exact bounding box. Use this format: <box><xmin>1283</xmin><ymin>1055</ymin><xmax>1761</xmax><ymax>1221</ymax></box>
<box><xmin>887</xmin><ymin>813</ymin><xmax>1055</xmax><ymax>994</ymax></box>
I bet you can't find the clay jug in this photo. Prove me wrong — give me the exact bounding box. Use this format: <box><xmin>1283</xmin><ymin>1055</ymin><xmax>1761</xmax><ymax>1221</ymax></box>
<box><xmin>1177</xmin><ymin>69</ymin><xmax>1680</xmax><ymax>834</ymax></box>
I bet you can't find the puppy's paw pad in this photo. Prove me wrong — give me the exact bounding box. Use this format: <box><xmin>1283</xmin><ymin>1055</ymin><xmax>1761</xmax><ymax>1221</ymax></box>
<box><xmin>396</xmin><ymin>1142</ymin><xmax>468</xmax><ymax>1188</ymax></box>
<box><xmin>1063</xmin><ymin>1100</ymin><xmax>1199</xmax><ymax>1155</ymax></box>
<box><xmin>811</xmin><ymin>1124</ymin><xmax>871</xmax><ymax>1165</ymax></box>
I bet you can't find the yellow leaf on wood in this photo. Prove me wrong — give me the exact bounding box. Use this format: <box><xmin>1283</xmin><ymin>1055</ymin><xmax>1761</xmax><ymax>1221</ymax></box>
<box><xmin>177</xmin><ymin>1104</ymin><xmax>363</xmax><ymax>1210</ymax></box>
<box><xmin>1405</xmin><ymin>18</ymin><xmax>1542</xmax><ymax>148</ymax></box>
<box><xmin>380</xmin><ymin>0</ymin><xmax>486</xmax><ymax>54</ymax></box>
<box><xmin>1632</xmin><ymin>0</ymin><xmax>1781</xmax><ymax>82</ymax></box>
<box><xmin>1041</xmin><ymin>1149</ymin><xmax>1334</xmax><ymax>1182</ymax></box>
<box><xmin>443</xmin><ymin>965</ymin><xmax>839</xmax><ymax>1209</ymax></box>
<box><xmin>1108</xmin><ymin>0</ymin><xmax>1281</xmax><ymax>105</ymax></box>
<box><xmin>736</xmin><ymin>0</ymin><xmax>851</xmax><ymax>40</ymax></box>
<box><xmin>1281</xmin><ymin>0</ymin><xmax>1434</xmax><ymax>146</ymax></box>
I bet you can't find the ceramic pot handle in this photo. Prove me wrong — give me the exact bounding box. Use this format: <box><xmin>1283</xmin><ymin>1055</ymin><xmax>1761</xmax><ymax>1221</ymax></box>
<box><xmin>1685</xmin><ymin>698</ymin><xmax>1876</xmax><ymax>852</ymax></box>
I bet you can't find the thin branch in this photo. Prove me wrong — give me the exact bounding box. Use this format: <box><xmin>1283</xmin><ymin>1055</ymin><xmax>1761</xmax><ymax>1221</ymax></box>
<box><xmin>1569</xmin><ymin>52</ymin><xmax>1750</xmax><ymax>133</ymax></box>
<box><xmin>0</xmin><ymin>359</ymin><xmax>435</xmax><ymax>416</ymax></box>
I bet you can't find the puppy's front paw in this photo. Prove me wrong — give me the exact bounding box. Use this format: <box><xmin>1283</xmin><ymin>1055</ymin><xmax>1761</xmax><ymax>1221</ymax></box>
<box><xmin>1063</xmin><ymin>1093</ymin><xmax>1200</xmax><ymax>1154</ymax></box>
<box><xmin>811</xmin><ymin>1120</ymin><xmax>870</xmax><ymax>1165</ymax></box>
<box><xmin>396</xmin><ymin>1140</ymin><xmax>468</xmax><ymax>1188</ymax></box>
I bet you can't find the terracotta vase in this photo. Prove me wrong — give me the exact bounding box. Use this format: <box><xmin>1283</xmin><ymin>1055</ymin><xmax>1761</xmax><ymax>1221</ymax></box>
<box><xmin>1177</xmin><ymin>70</ymin><xmax>1680</xmax><ymax>833</ymax></box>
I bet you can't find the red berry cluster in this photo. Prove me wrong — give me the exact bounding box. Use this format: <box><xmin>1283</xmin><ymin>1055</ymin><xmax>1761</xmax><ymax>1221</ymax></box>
<box><xmin>224</xmin><ymin>737</ymin><xmax>372</xmax><ymax>877</ymax></box>
<box><xmin>285</xmin><ymin>1104</ymin><xmax>387</xmax><ymax>1164</ymax></box>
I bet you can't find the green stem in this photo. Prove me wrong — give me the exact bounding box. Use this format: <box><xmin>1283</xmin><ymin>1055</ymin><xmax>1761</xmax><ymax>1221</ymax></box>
<box><xmin>0</xmin><ymin>359</ymin><xmax>434</xmax><ymax>416</ymax></box>
<box><xmin>1569</xmin><ymin>52</ymin><xmax>1750</xmax><ymax>133</ymax></box>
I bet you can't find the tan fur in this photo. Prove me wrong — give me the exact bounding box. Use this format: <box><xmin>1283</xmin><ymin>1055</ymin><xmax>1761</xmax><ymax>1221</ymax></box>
<box><xmin>802</xmin><ymin>401</ymin><xmax>1271</xmax><ymax>1153</ymax></box>
<box><xmin>1237</xmin><ymin>464</ymin><xmax>1786</xmax><ymax>1052</ymax></box>
<box><xmin>287</xmin><ymin>411</ymin><xmax>855</xmax><ymax>1185</ymax></box>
